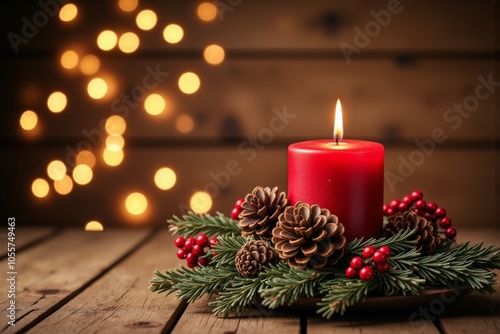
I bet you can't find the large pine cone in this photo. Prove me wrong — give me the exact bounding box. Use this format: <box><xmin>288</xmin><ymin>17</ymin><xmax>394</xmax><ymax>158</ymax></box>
<box><xmin>239</xmin><ymin>186</ymin><xmax>288</xmax><ymax>240</ymax></box>
<box><xmin>384</xmin><ymin>211</ymin><xmax>439</xmax><ymax>255</ymax></box>
<box><xmin>272</xmin><ymin>202</ymin><xmax>346</xmax><ymax>269</ymax></box>
<box><xmin>235</xmin><ymin>240</ymin><xmax>279</xmax><ymax>277</ymax></box>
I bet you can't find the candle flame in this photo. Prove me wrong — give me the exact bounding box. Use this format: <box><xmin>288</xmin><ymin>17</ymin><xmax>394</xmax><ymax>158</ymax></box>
<box><xmin>333</xmin><ymin>99</ymin><xmax>343</xmax><ymax>144</ymax></box>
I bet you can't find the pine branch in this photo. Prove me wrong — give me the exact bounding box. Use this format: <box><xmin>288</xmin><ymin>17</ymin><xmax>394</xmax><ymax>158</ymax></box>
<box><xmin>345</xmin><ymin>229</ymin><xmax>418</xmax><ymax>255</ymax></box>
<box><xmin>168</xmin><ymin>211</ymin><xmax>241</xmax><ymax>237</ymax></box>
<box><xmin>210</xmin><ymin>276</ymin><xmax>265</xmax><ymax>316</ymax></box>
<box><xmin>376</xmin><ymin>268</ymin><xmax>425</xmax><ymax>295</ymax></box>
<box><xmin>209</xmin><ymin>234</ymin><xmax>249</xmax><ymax>266</ymax></box>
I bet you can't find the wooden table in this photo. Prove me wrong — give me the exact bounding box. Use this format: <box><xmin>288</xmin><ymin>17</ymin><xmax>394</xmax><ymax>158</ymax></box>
<box><xmin>1</xmin><ymin>228</ymin><xmax>499</xmax><ymax>334</ymax></box>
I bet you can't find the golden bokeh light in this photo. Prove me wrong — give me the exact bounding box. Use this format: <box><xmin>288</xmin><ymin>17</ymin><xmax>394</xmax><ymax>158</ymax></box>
<box><xmin>105</xmin><ymin>115</ymin><xmax>126</xmax><ymax>135</ymax></box>
<box><xmin>204</xmin><ymin>44</ymin><xmax>225</xmax><ymax>65</ymax></box>
<box><xmin>118</xmin><ymin>32</ymin><xmax>140</xmax><ymax>53</ymax></box>
<box><xmin>118</xmin><ymin>0</ymin><xmax>138</xmax><ymax>12</ymax></box>
<box><xmin>76</xmin><ymin>150</ymin><xmax>96</xmax><ymax>168</ymax></box>
<box><xmin>20</xmin><ymin>110</ymin><xmax>38</xmax><ymax>131</ymax></box>
<box><xmin>72</xmin><ymin>164</ymin><xmax>93</xmax><ymax>185</ymax></box>
<box><xmin>103</xmin><ymin>148</ymin><xmax>124</xmax><ymax>166</ymax></box>
<box><xmin>175</xmin><ymin>114</ymin><xmax>194</xmax><ymax>133</ymax></box>
<box><xmin>97</xmin><ymin>30</ymin><xmax>118</xmax><ymax>51</ymax></box>
<box><xmin>125</xmin><ymin>192</ymin><xmax>148</xmax><ymax>215</ymax></box>
<box><xmin>59</xmin><ymin>3</ymin><xmax>78</xmax><ymax>22</ymax></box>
<box><xmin>105</xmin><ymin>134</ymin><xmax>125</xmax><ymax>152</ymax></box>
<box><xmin>190</xmin><ymin>191</ymin><xmax>212</xmax><ymax>214</ymax></box>
<box><xmin>47</xmin><ymin>160</ymin><xmax>67</xmax><ymax>181</ymax></box>
<box><xmin>87</xmin><ymin>77</ymin><xmax>108</xmax><ymax>99</ymax></box>
<box><xmin>54</xmin><ymin>175</ymin><xmax>73</xmax><ymax>195</ymax></box>
<box><xmin>144</xmin><ymin>93</ymin><xmax>165</xmax><ymax>115</ymax></box>
<box><xmin>136</xmin><ymin>9</ymin><xmax>157</xmax><ymax>30</ymax></box>
<box><xmin>197</xmin><ymin>2</ymin><xmax>217</xmax><ymax>22</ymax></box>
<box><xmin>47</xmin><ymin>91</ymin><xmax>67</xmax><ymax>113</ymax></box>
<box><xmin>163</xmin><ymin>24</ymin><xmax>184</xmax><ymax>44</ymax></box>
<box><xmin>60</xmin><ymin>50</ymin><xmax>79</xmax><ymax>69</ymax></box>
<box><xmin>85</xmin><ymin>220</ymin><xmax>104</xmax><ymax>231</ymax></box>
<box><xmin>178</xmin><ymin>72</ymin><xmax>200</xmax><ymax>94</ymax></box>
<box><xmin>32</xmin><ymin>178</ymin><xmax>49</xmax><ymax>198</ymax></box>
<box><xmin>79</xmin><ymin>55</ymin><xmax>100</xmax><ymax>75</ymax></box>
<box><xmin>154</xmin><ymin>167</ymin><xmax>177</xmax><ymax>190</ymax></box>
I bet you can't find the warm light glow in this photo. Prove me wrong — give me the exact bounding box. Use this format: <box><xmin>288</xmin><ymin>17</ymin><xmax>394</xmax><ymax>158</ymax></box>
<box><xmin>333</xmin><ymin>99</ymin><xmax>343</xmax><ymax>142</ymax></box>
<box><xmin>87</xmin><ymin>78</ymin><xmax>108</xmax><ymax>99</ymax></box>
<box><xmin>47</xmin><ymin>160</ymin><xmax>67</xmax><ymax>181</ymax></box>
<box><xmin>54</xmin><ymin>175</ymin><xmax>73</xmax><ymax>195</ymax></box>
<box><xmin>85</xmin><ymin>220</ymin><xmax>104</xmax><ymax>231</ymax></box>
<box><xmin>197</xmin><ymin>2</ymin><xmax>217</xmax><ymax>21</ymax></box>
<box><xmin>190</xmin><ymin>191</ymin><xmax>212</xmax><ymax>214</ymax></box>
<box><xmin>118</xmin><ymin>32</ymin><xmax>140</xmax><ymax>53</ymax></box>
<box><xmin>203</xmin><ymin>44</ymin><xmax>225</xmax><ymax>65</ymax></box>
<box><xmin>32</xmin><ymin>178</ymin><xmax>49</xmax><ymax>198</ymax></box>
<box><xmin>20</xmin><ymin>110</ymin><xmax>38</xmax><ymax>131</ymax></box>
<box><xmin>154</xmin><ymin>167</ymin><xmax>177</xmax><ymax>190</ymax></box>
<box><xmin>136</xmin><ymin>9</ymin><xmax>157</xmax><ymax>30</ymax></box>
<box><xmin>97</xmin><ymin>30</ymin><xmax>118</xmax><ymax>51</ymax></box>
<box><xmin>176</xmin><ymin>114</ymin><xmax>194</xmax><ymax>133</ymax></box>
<box><xmin>72</xmin><ymin>164</ymin><xmax>93</xmax><ymax>185</ymax></box>
<box><xmin>163</xmin><ymin>24</ymin><xmax>184</xmax><ymax>44</ymax></box>
<box><xmin>105</xmin><ymin>115</ymin><xmax>126</xmax><ymax>135</ymax></box>
<box><xmin>125</xmin><ymin>192</ymin><xmax>148</xmax><ymax>215</ymax></box>
<box><xmin>47</xmin><ymin>91</ymin><xmax>67</xmax><ymax>113</ymax></box>
<box><xmin>79</xmin><ymin>55</ymin><xmax>100</xmax><ymax>75</ymax></box>
<box><xmin>106</xmin><ymin>134</ymin><xmax>125</xmax><ymax>151</ymax></box>
<box><xmin>118</xmin><ymin>0</ymin><xmax>138</xmax><ymax>12</ymax></box>
<box><xmin>59</xmin><ymin>3</ymin><xmax>78</xmax><ymax>22</ymax></box>
<box><xmin>144</xmin><ymin>93</ymin><xmax>165</xmax><ymax>115</ymax></box>
<box><xmin>178</xmin><ymin>72</ymin><xmax>200</xmax><ymax>94</ymax></box>
<box><xmin>60</xmin><ymin>50</ymin><xmax>79</xmax><ymax>69</ymax></box>
<box><xmin>103</xmin><ymin>148</ymin><xmax>124</xmax><ymax>166</ymax></box>
<box><xmin>76</xmin><ymin>150</ymin><xmax>96</xmax><ymax>168</ymax></box>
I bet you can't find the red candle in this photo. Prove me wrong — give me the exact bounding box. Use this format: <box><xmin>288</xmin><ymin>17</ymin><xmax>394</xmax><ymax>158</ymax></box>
<box><xmin>288</xmin><ymin>100</ymin><xmax>384</xmax><ymax>241</ymax></box>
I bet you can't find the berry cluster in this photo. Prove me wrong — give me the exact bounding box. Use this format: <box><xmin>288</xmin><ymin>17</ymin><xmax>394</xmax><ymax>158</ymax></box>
<box><xmin>383</xmin><ymin>190</ymin><xmax>457</xmax><ymax>239</ymax></box>
<box><xmin>231</xmin><ymin>198</ymin><xmax>245</xmax><ymax>220</ymax></box>
<box><xmin>345</xmin><ymin>245</ymin><xmax>391</xmax><ymax>281</ymax></box>
<box><xmin>175</xmin><ymin>234</ymin><xmax>219</xmax><ymax>268</ymax></box>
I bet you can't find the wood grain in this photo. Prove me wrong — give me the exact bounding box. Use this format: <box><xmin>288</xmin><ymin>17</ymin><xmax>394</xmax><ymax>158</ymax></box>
<box><xmin>0</xmin><ymin>228</ymin><xmax>57</xmax><ymax>259</ymax></box>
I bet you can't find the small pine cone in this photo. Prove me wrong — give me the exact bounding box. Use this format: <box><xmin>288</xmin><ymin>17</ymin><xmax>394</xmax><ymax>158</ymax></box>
<box><xmin>384</xmin><ymin>211</ymin><xmax>439</xmax><ymax>255</ymax></box>
<box><xmin>272</xmin><ymin>202</ymin><xmax>346</xmax><ymax>269</ymax></box>
<box><xmin>239</xmin><ymin>186</ymin><xmax>288</xmax><ymax>240</ymax></box>
<box><xmin>235</xmin><ymin>240</ymin><xmax>279</xmax><ymax>277</ymax></box>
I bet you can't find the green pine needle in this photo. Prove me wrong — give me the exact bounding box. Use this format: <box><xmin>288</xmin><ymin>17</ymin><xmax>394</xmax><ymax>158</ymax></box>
<box><xmin>168</xmin><ymin>211</ymin><xmax>241</xmax><ymax>237</ymax></box>
<box><xmin>210</xmin><ymin>276</ymin><xmax>264</xmax><ymax>316</ymax></box>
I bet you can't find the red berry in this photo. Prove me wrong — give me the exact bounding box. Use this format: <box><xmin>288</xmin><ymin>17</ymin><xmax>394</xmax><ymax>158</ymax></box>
<box><xmin>411</xmin><ymin>190</ymin><xmax>423</xmax><ymax>201</ymax></box>
<box><xmin>398</xmin><ymin>202</ymin><xmax>408</xmax><ymax>212</ymax></box>
<box><xmin>439</xmin><ymin>217</ymin><xmax>452</xmax><ymax>228</ymax></box>
<box><xmin>376</xmin><ymin>260</ymin><xmax>390</xmax><ymax>273</ymax></box>
<box><xmin>176</xmin><ymin>248</ymin><xmax>187</xmax><ymax>259</ymax></box>
<box><xmin>235</xmin><ymin>198</ymin><xmax>245</xmax><ymax>208</ymax></box>
<box><xmin>198</xmin><ymin>257</ymin><xmax>209</xmax><ymax>266</ymax></box>
<box><xmin>435</xmin><ymin>207</ymin><xmax>446</xmax><ymax>218</ymax></box>
<box><xmin>423</xmin><ymin>212</ymin><xmax>433</xmax><ymax>222</ymax></box>
<box><xmin>345</xmin><ymin>267</ymin><xmax>358</xmax><ymax>279</ymax></box>
<box><xmin>359</xmin><ymin>266</ymin><xmax>374</xmax><ymax>281</ymax></box>
<box><xmin>445</xmin><ymin>227</ymin><xmax>457</xmax><ymax>239</ymax></box>
<box><xmin>186</xmin><ymin>261</ymin><xmax>197</xmax><ymax>268</ymax></box>
<box><xmin>350</xmin><ymin>256</ymin><xmax>364</xmax><ymax>270</ymax></box>
<box><xmin>426</xmin><ymin>201</ymin><xmax>437</xmax><ymax>213</ymax></box>
<box><xmin>386</xmin><ymin>208</ymin><xmax>395</xmax><ymax>216</ymax></box>
<box><xmin>415</xmin><ymin>199</ymin><xmax>426</xmax><ymax>210</ymax></box>
<box><xmin>383</xmin><ymin>204</ymin><xmax>389</xmax><ymax>214</ymax></box>
<box><xmin>186</xmin><ymin>253</ymin><xmax>198</xmax><ymax>264</ymax></box>
<box><xmin>372</xmin><ymin>251</ymin><xmax>386</xmax><ymax>264</ymax></box>
<box><xmin>196</xmin><ymin>234</ymin><xmax>209</xmax><ymax>246</ymax></box>
<box><xmin>378</xmin><ymin>246</ymin><xmax>391</xmax><ymax>258</ymax></box>
<box><xmin>414</xmin><ymin>208</ymin><xmax>423</xmax><ymax>216</ymax></box>
<box><xmin>402</xmin><ymin>195</ymin><xmax>414</xmax><ymax>205</ymax></box>
<box><xmin>192</xmin><ymin>244</ymin><xmax>205</xmax><ymax>256</ymax></box>
<box><xmin>174</xmin><ymin>237</ymin><xmax>185</xmax><ymax>248</ymax></box>
<box><xmin>209</xmin><ymin>237</ymin><xmax>219</xmax><ymax>248</ymax></box>
<box><xmin>362</xmin><ymin>246</ymin><xmax>376</xmax><ymax>259</ymax></box>
<box><xmin>183</xmin><ymin>237</ymin><xmax>196</xmax><ymax>251</ymax></box>
<box><xmin>389</xmin><ymin>199</ymin><xmax>400</xmax><ymax>210</ymax></box>
<box><xmin>231</xmin><ymin>207</ymin><xmax>241</xmax><ymax>220</ymax></box>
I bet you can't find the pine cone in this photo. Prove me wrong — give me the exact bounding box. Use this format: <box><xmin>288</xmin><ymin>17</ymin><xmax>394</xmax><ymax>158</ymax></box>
<box><xmin>235</xmin><ymin>240</ymin><xmax>279</xmax><ymax>277</ymax></box>
<box><xmin>272</xmin><ymin>202</ymin><xmax>346</xmax><ymax>269</ymax></box>
<box><xmin>239</xmin><ymin>186</ymin><xmax>288</xmax><ymax>240</ymax></box>
<box><xmin>384</xmin><ymin>211</ymin><xmax>439</xmax><ymax>255</ymax></box>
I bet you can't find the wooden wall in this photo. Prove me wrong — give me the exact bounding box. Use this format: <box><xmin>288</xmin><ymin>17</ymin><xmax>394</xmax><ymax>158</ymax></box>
<box><xmin>1</xmin><ymin>0</ymin><xmax>498</xmax><ymax>229</ymax></box>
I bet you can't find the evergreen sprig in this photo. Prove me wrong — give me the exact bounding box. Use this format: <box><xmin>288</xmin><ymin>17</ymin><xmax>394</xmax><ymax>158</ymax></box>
<box><xmin>168</xmin><ymin>211</ymin><xmax>241</xmax><ymax>237</ymax></box>
<box><xmin>210</xmin><ymin>276</ymin><xmax>265</xmax><ymax>316</ymax></box>
<box><xmin>209</xmin><ymin>234</ymin><xmax>248</xmax><ymax>267</ymax></box>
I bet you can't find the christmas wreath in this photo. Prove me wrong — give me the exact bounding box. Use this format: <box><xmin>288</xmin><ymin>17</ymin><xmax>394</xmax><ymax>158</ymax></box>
<box><xmin>149</xmin><ymin>186</ymin><xmax>500</xmax><ymax>318</ymax></box>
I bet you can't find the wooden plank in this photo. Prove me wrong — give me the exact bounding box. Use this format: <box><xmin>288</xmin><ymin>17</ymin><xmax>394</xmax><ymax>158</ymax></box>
<box><xmin>0</xmin><ymin>228</ymin><xmax>57</xmax><ymax>258</ymax></box>
<box><xmin>0</xmin><ymin>229</ymin><xmax>151</xmax><ymax>333</ymax></box>
<box><xmin>26</xmin><ymin>229</ymin><xmax>186</xmax><ymax>334</ymax></box>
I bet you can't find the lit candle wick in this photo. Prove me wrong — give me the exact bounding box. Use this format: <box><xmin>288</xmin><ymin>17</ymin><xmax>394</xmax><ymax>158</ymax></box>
<box><xmin>333</xmin><ymin>99</ymin><xmax>343</xmax><ymax>144</ymax></box>
<box><xmin>335</xmin><ymin>134</ymin><xmax>339</xmax><ymax>145</ymax></box>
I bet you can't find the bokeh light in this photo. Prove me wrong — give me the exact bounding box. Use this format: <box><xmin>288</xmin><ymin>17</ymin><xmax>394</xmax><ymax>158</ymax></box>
<box><xmin>136</xmin><ymin>9</ymin><xmax>157</xmax><ymax>30</ymax></box>
<box><xmin>118</xmin><ymin>0</ymin><xmax>138</xmax><ymax>12</ymax></box>
<box><xmin>154</xmin><ymin>167</ymin><xmax>177</xmax><ymax>190</ymax></box>
<box><xmin>144</xmin><ymin>93</ymin><xmax>165</xmax><ymax>115</ymax></box>
<box><xmin>20</xmin><ymin>110</ymin><xmax>38</xmax><ymax>131</ymax></box>
<box><xmin>175</xmin><ymin>114</ymin><xmax>194</xmax><ymax>133</ymax></box>
<box><xmin>105</xmin><ymin>115</ymin><xmax>126</xmax><ymax>135</ymax></box>
<box><xmin>125</xmin><ymin>192</ymin><xmax>148</xmax><ymax>215</ymax></box>
<box><xmin>197</xmin><ymin>3</ymin><xmax>217</xmax><ymax>21</ymax></box>
<box><xmin>76</xmin><ymin>150</ymin><xmax>96</xmax><ymax>168</ymax></box>
<box><xmin>87</xmin><ymin>77</ymin><xmax>108</xmax><ymax>99</ymax></box>
<box><xmin>32</xmin><ymin>178</ymin><xmax>49</xmax><ymax>198</ymax></box>
<box><xmin>47</xmin><ymin>160</ymin><xmax>67</xmax><ymax>181</ymax></box>
<box><xmin>97</xmin><ymin>30</ymin><xmax>118</xmax><ymax>51</ymax></box>
<box><xmin>105</xmin><ymin>134</ymin><xmax>125</xmax><ymax>151</ymax></box>
<box><xmin>54</xmin><ymin>175</ymin><xmax>73</xmax><ymax>195</ymax></box>
<box><xmin>163</xmin><ymin>24</ymin><xmax>184</xmax><ymax>44</ymax></box>
<box><xmin>178</xmin><ymin>72</ymin><xmax>200</xmax><ymax>94</ymax></box>
<box><xmin>47</xmin><ymin>91</ymin><xmax>67</xmax><ymax>113</ymax></box>
<box><xmin>204</xmin><ymin>44</ymin><xmax>225</xmax><ymax>65</ymax></box>
<box><xmin>190</xmin><ymin>191</ymin><xmax>212</xmax><ymax>214</ymax></box>
<box><xmin>118</xmin><ymin>32</ymin><xmax>140</xmax><ymax>53</ymax></box>
<box><xmin>59</xmin><ymin>3</ymin><xmax>78</xmax><ymax>22</ymax></box>
<box><xmin>72</xmin><ymin>164</ymin><xmax>93</xmax><ymax>185</ymax></box>
<box><xmin>85</xmin><ymin>220</ymin><xmax>104</xmax><ymax>231</ymax></box>
<box><xmin>103</xmin><ymin>148</ymin><xmax>124</xmax><ymax>166</ymax></box>
<box><xmin>61</xmin><ymin>50</ymin><xmax>79</xmax><ymax>69</ymax></box>
<box><xmin>79</xmin><ymin>55</ymin><xmax>100</xmax><ymax>75</ymax></box>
